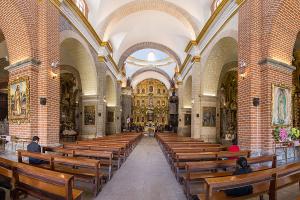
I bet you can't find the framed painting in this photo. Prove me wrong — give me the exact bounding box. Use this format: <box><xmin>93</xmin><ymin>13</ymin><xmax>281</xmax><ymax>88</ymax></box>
<box><xmin>8</xmin><ymin>77</ymin><xmax>30</xmax><ymax>123</ymax></box>
<box><xmin>272</xmin><ymin>85</ymin><xmax>291</xmax><ymax>126</ymax></box>
<box><xmin>202</xmin><ymin>107</ymin><xmax>216</xmax><ymax>127</ymax></box>
<box><xmin>184</xmin><ymin>114</ymin><xmax>191</xmax><ymax>126</ymax></box>
<box><xmin>84</xmin><ymin>105</ymin><xmax>95</xmax><ymax>125</ymax></box>
<box><xmin>107</xmin><ymin>111</ymin><xmax>114</xmax><ymax>123</ymax></box>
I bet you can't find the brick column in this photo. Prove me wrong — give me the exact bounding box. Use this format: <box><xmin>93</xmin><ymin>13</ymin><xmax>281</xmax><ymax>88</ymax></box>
<box><xmin>5</xmin><ymin>59</ymin><xmax>40</xmax><ymax>140</ymax></box>
<box><xmin>238</xmin><ymin>0</ymin><xmax>295</xmax><ymax>154</ymax></box>
<box><xmin>191</xmin><ymin>58</ymin><xmax>201</xmax><ymax>139</ymax></box>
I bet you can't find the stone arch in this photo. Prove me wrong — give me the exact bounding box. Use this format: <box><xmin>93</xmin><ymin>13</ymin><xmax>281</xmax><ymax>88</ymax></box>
<box><xmin>266</xmin><ymin>0</ymin><xmax>300</xmax><ymax>64</ymax></box>
<box><xmin>131</xmin><ymin>68</ymin><xmax>171</xmax><ymax>90</ymax></box>
<box><xmin>201</xmin><ymin>37</ymin><xmax>238</xmax><ymax>96</ymax></box>
<box><xmin>60</xmin><ymin>30</ymin><xmax>97</xmax><ymax>96</ymax></box>
<box><xmin>105</xmin><ymin>72</ymin><xmax>117</xmax><ymax>107</ymax></box>
<box><xmin>98</xmin><ymin>0</ymin><xmax>198</xmax><ymax>40</ymax></box>
<box><xmin>118</xmin><ymin>42</ymin><xmax>181</xmax><ymax>69</ymax></box>
<box><xmin>0</xmin><ymin>1</ymin><xmax>34</xmax><ymax>63</ymax></box>
<box><xmin>183</xmin><ymin>75</ymin><xmax>192</xmax><ymax>108</ymax></box>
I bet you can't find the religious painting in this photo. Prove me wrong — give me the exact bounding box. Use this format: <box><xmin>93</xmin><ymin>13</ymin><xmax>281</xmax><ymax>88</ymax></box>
<box><xmin>8</xmin><ymin>77</ymin><xmax>30</xmax><ymax>123</ymax></box>
<box><xmin>272</xmin><ymin>85</ymin><xmax>291</xmax><ymax>126</ymax></box>
<box><xmin>184</xmin><ymin>114</ymin><xmax>191</xmax><ymax>126</ymax></box>
<box><xmin>84</xmin><ymin>105</ymin><xmax>95</xmax><ymax>125</ymax></box>
<box><xmin>202</xmin><ymin>107</ymin><xmax>216</xmax><ymax>127</ymax></box>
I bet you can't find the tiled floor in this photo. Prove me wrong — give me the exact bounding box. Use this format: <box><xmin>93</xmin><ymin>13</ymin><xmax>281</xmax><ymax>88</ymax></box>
<box><xmin>2</xmin><ymin>138</ymin><xmax>300</xmax><ymax>200</ymax></box>
<box><xmin>95</xmin><ymin>136</ymin><xmax>186</xmax><ymax>200</ymax></box>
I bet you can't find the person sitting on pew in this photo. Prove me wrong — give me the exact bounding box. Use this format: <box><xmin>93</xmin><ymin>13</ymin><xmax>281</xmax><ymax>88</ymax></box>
<box><xmin>228</xmin><ymin>138</ymin><xmax>240</xmax><ymax>152</ymax></box>
<box><xmin>27</xmin><ymin>136</ymin><xmax>47</xmax><ymax>165</ymax></box>
<box><xmin>227</xmin><ymin>138</ymin><xmax>240</xmax><ymax>160</ymax></box>
<box><xmin>225</xmin><ymin>157</ymin><xmax>253</xmax><ymax>197</ymax></box>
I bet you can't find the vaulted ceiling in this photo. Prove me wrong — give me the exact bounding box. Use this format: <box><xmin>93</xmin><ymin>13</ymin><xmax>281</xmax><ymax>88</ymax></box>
<box><xmin>85</xmin><ymin>0</ymin><xmax>212</xmax><ymax>80</ymax></box>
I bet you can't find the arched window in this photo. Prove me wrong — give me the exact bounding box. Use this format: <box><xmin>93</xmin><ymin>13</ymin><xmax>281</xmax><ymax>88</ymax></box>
<box><xmin>74</xmin><ymin>0</ymin><xmax>88</xmax><ymax>17</ymax></box>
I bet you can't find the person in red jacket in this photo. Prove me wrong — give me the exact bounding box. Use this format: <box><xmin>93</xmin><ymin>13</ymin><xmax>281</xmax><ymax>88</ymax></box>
<box><xmin>228</xmin><ymin>138</ymin><xmax>240</xmax><ymax>152</ymax></box>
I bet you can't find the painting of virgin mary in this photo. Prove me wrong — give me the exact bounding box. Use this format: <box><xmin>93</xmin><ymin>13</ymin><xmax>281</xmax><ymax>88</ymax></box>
<box><xmin>272</xmin><ymin>85</ymin><xmax>291</xmax><ymax>126</ymax></box>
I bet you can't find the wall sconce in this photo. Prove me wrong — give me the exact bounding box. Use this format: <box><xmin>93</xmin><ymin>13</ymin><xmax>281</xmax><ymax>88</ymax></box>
<box><xmin>240</xmin><ymin>72</ymin><xmax>247</xmax><ymax>80</ymax></box>
<box><xmin>191</xmin><ymin>99</ymin><xmax>195</xmax><ymax>104</ymax></box>
<box><xmin>51</xmin><ymin>61</ymin><xmax>59</xmax><ymax>79</ymax></box>
<box><xmin>103</xmin><ymin>96</ymin><xmax>107</xmax><ymax>103</ymax></box>
<box><xmin>239</xmin><ymin>60</ymin><xmax>247</xmax><ymax>80</ymax></box>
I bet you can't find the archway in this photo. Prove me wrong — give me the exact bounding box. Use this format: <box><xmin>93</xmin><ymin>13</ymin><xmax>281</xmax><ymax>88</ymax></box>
<box><xmin>201</xmin><ymin>37</ymin><xmax>238</xmax><ymax>143</ymax></box>
<box><xmin>292</xmin><ymin>32</ymin><xmax>300</xmax><ymax>127</ymax></box>
<box><xmin>0</xmin><ymin>30</ymin><xmax>9</xmax><ymax>135</ymax></box>
<box><xmin>60</xmin><ymin>36</ymin><xmax>97</xmax><ymax>140</ymax></box>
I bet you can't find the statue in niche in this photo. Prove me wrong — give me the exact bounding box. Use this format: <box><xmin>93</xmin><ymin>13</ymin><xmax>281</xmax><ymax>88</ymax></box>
<box><xmin>60</xmin><ymin>73</ymin><xmax>80</xmax><ymax>136</ymax></box>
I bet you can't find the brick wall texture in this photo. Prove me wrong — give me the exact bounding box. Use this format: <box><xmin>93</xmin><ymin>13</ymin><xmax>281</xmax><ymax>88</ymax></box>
<box><xmin>238</xmin><ymin>0</ymin><xmax>300</xmax><ymax>153</ymax></box>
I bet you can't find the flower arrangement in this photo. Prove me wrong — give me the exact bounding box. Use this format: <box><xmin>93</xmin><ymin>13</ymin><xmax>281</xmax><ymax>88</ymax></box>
<box><xmin>273</xmin><ymin>127</ymin><xmax>300</xmax><ymax>142</ymax></box>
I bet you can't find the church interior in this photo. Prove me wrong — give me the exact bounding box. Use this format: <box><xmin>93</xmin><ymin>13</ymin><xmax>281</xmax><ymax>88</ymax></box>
<box><xmin>0</xmin><ymin>0</ymin><xmax>300</xmax><ymax>199</ymax></box>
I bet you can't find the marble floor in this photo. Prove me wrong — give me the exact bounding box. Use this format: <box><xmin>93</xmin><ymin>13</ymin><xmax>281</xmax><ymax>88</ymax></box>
<box><xmin>1</xmin><ymin>138</ymin><xmax>300</xmax><ymax>200</ymax></box>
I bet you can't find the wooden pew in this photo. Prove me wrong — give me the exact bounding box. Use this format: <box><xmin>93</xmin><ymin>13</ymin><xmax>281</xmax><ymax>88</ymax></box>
<box><xmin>0</xmin><ymin>157</ymin><xmax>82</xmax><ymax>200</ymax></box>
<box><xmin>17</xmin><ymin>150</ymin><xmax>104</xmax><ymax>197</ymax></box>
<box><xmin>48</xmin><ymin>148</ymin><xmax>113</xmax><ymax>180</ymax></box>
<box><xmin>198</xmin><ymin>161</ymin><xmax>300</xmax><ymax>200</ymax></box>
<box><xmin>184</xmin><ymin>155</ymin><xmax>276</xmax><ymax>198</ymax></box>
<box><xmin>173</xmin><ymin>150</ymin><xmax>251</xmax><ymax>177</ymax></box>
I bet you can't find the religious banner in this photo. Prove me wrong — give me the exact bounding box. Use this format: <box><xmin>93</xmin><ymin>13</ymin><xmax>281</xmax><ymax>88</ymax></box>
<box><xmin>84</xmin><ymin>105</ymin><xmax>95</xmax><ymax>125</ymax></box>
<box><xmin>8</xmin><ymin>76</ymin><xmax>30</xmax><ymax>123</ymax></box>
<box><xmin>272</xmin><ymin>85</ymin><xmax>292</xmax><ymax>126</ymax></box>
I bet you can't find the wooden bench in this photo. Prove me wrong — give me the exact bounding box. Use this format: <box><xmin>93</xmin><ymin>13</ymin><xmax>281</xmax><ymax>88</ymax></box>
<box><xmin>17</xmin><ymin>150</ymin><xmax>104</xmax><ymax>196</ymax></box>
<box><xmin>0</xmin><ymin>157</ymin><xmax>82</xmax><ymax>200</ymax></box>
<box><xmin>184</xmin><ymin>155</ymin><xmax>276</xmax><ymax>198</ymax></box>
<box><xmin>47</xmin><ymin>148</ymin><xmax>113</xmax><ymax>180</ymax></box>
<box><xmin>198</xmin><ymin>161</ymin><xmax>300</xmax><ymax>200</ymax></box>
<box><xmin>173</xmin><ymin>150</ymin><xmax>251</xmax><ymax>177</ymax></box>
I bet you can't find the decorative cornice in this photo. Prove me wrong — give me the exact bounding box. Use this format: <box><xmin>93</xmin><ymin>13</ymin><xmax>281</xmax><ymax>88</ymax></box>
<box><xmin>50</xmin><ymin>0</ymin><xmax>121</xmax><ymax>79</ymax></box>
<box><xmin>185</xmin><ymin>40</ymin><xmax>197</xmax><ymax>53</ymax></box>
<box><xmin>180</xmin><ymin>0</ymin><xmax>244</xmax><ymax>79</ymax></box>
<box><xmin>4</xmin><ymin>58</ymin><xmax>41</xmax><ymax>72</ymax></box>
<box><xmin>100</xmin><ymin>41</ymin><xmax>113</xmax><ymax>54</ymax></box>
<box><xmin>98</xmin><ymin>56</ymin><xmax>107</xmax><ymax>63</ymax></box>
<box><xmin>64</xmin><ymin>0</ymin><xmax>102</xmax><ymax>45</ymax></box>
<box><xmin>179</xmin><ymin>54</ymin><xmax>192</xmax><ymax>74</ymax></box>
<box><xmin>191</xmin><ymin>56</ymin><xmax>201</xmax><ymax>63</ymax></box>
<box><xmin>259</xmin><ymin>57</ymin><xmax>296</xmax><ymax>73</ymax></box>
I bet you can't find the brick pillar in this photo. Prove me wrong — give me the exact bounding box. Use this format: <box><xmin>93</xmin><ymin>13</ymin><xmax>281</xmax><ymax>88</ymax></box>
<box><xmin>238</xmin><ymin>0</ymin><xmax>295</xmax><ymax>154</ymax></box>
<box><xmin>36</xmin><ymin>0</ymin><xmax>60</xmax><ymax>145</ymax></box>
<box><xmin>5</xmin><ymin>59</ymin><xmax>40</xmax><ymax>139</ymax></box>
<box><xmin>191</xmin><ymin>58</ymin><xmax>201</xmax><ymax>139</ymax></box>
<box><xmin>177</xmin><ymin>82</ymin><xmax>191</xmax><ymax>136</ymax></box>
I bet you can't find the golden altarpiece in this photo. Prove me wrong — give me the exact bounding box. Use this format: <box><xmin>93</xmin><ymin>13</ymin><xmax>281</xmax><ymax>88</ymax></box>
<box><xmin>132</xmin><ymin>79</ymin><xmax>169</xmax><ymax>128</ymax></box>
<box><xmin>220</xmin><ymin>70</ymin><xmax>238</xmax><ymax>140</ymax></box>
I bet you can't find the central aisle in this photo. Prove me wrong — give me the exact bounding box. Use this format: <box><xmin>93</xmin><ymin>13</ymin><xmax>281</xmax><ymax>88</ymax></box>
<box><xmin>95</xmin><ymin>136</ymin><xmax>186</xmax><ymax>200</ymax></box>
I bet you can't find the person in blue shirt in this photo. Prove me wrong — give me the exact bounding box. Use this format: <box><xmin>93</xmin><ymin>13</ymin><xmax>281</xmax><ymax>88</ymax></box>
<box><xmin>225</xmin><ymin>157</ymin><xmax>253</xmax><ymax>197</ymax></box>
<box><xmin>27</xmin><ymin>136</ymin><xmax>47</xmax><ymax>164</ymax></box>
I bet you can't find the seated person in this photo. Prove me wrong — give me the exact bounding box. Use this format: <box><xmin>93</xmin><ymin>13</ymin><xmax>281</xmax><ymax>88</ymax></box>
<box><xmin>228</xmin><ymin>138</ymin><xmax>240</xmax><ymax>160</ymax></box>
<box><xmin>228</xmin><ymin>138</ymin><xmax>240</xmax><ymax>152</ymax></box>
<box><xmin>27</xmin><ymin>136</ymin><xmax>47</xmax><ymax>165</ymax></box>
<box><xmin>225</xmin><ymin>157</ymin><xmax>253</xmax><ymax>197</ymax></box>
